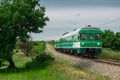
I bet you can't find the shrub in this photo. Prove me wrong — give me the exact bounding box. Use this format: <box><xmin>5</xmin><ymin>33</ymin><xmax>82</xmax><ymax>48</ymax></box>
<box><xmin>32</xmin><ymin>52</ymin><xmax>55</xmax><ymax>62</ymax></box>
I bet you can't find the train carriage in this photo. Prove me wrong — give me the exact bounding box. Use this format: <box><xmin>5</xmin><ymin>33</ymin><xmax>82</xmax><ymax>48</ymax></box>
<box><xmin>55</xmin><ymin>26</ymin><xmax>102</xmax><ymax>57</ymax></box>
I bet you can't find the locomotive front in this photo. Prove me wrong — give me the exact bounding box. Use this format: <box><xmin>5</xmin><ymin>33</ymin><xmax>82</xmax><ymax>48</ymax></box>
<box><xmin>78</xmin><ymin>26</ymin><xmax>102</xmax><ymax>57</ymax></box>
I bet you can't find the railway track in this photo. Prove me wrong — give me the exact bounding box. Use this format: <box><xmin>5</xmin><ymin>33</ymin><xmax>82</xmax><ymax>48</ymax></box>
<box><xmin>71</xmin><ymin>54</ymin><xmax>120</xmax><ymax>66</ymax></box>
<box><xmin>74</xmin><ymin>54</ymin><xmax>120</xmax><ymax>66</ymax></box>
<box><xmin>75</xmin><ymin>55</ymin><xmax>120</xmax><ymax>66</ymax></box>
<box><xmin>93</xmin><ymin>58</ymin><xmax>120</xmax><ymax>66</ymax></box>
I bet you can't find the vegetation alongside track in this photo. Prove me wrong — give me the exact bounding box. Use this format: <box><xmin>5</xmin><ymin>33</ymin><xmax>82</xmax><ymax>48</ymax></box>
<box><xmin>97</xmin><ymin>48</ymin><xmax>120</xmax><ymax>62</ymax></box>
<box><xmin>102</xmin><ymin>30</ymin><xmax>120</xmax><ymax>50</ymax></box>
<box><xmin>0</xmin><ymin>41</ymin><xmax>110</xmax><ymax>80</ymax></box>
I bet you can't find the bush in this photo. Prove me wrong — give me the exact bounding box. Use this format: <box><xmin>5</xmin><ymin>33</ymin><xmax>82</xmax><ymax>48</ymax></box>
<box><xmin>32</xmin><ymin>52</ymin><xmax>55</xmax><ymax>62</ymax></box>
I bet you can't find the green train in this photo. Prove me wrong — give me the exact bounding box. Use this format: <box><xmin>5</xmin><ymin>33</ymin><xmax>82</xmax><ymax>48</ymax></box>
<box><xmin>55</xmin><ymin>25</ymin><xmax>102</xmax><ymax>57</ymax></box>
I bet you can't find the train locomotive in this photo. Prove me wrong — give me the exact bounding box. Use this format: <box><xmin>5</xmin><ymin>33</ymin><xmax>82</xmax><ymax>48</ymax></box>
<box><xmin>55</xmin><ymin>25</ymin><xmax>102</xmax><ymax>57</ymax></box>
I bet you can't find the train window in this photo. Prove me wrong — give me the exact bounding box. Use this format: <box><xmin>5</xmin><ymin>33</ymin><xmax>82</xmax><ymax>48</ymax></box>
<box><xmin>74</xmin><ymin>35</ymin><xmax>78</xmax><ymax>41</ymax></box>
<box><xmin>95</xmin><ymin>34</ymin><xmax>101</xmax><ymax>40</ymax></box>
<box><xmin>72</xmin><ymin>35</ymin><xmax>75</xmax><ymax>41</ymax></box>
<box><xmin>79</xmin><ymin>34</ymin><xmax>87</xmax><ymax>40</ymax></box>
<box><xmin>89</xmin><ymin>34</ymin><xmax>94</xmax><ymax>40</ymax></box>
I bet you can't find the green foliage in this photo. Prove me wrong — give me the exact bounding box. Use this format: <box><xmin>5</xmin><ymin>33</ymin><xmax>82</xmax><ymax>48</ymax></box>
<box><xmin>102</xmin><ymin>30</ymin><xmax>120</xmax><ymax>50</ymax></box>
<box><xmin>0</xmin><ymin>0</ymin><xmax>49</xmax><ymax>68</ymax></box>
<box><xmin>32</xmin><ymin>52</ymin><xmax>55</xmax><ymax>62</ymax></box>
<box><xmin>31</xmin><ymin>41</ymin><xmax>46</xmax><ymax>54</ymax></box>
<box><xmin>102</xmin><ymin>29</ymin><xmax>115</xmax><ymax>49</ymax></box>
<box><xmin>48</xmin><ymin>40</ymin><xmax>55</xmax><ymax>46</ymax></box>
<box><xmin>114</xmin><ymin>32</ymin><xmax>120</xmax><ymax>50</ymax></box>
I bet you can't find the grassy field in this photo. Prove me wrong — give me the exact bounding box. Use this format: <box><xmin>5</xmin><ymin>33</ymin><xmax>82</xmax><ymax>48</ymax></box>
<box><xmin>0</xmin><ymin>41</ymin><xmax>111</xmax><ymax>80</ymax></box>
<box><xmin>0</xmin><ymin>50</ymin><xmax>110</xmax><ymax>80</ymax></box>
<box><xmin>97</xmin><ymin>48</ymin><xmax>120</xmax><ymax>61</ymax></box>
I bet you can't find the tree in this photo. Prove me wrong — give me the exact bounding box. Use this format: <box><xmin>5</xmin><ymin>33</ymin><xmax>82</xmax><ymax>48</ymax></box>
<box><xmin>102</xmin><ymin>30</ymin><xmax>115</xmax><ymax>49</ymax></box>
<box><xmin>0</xmin><ymin>0</ymin><xmax>49</xmax><ymax>68</ymax></box>
<box><xmin>114</xmin><ymin>32</ymin><xmax>120</xmax><ymax>50</ymax></box>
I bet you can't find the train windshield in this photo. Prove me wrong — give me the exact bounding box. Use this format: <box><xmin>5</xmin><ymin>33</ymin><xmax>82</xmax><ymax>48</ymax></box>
<box><xmin>89</xmin><ymin>34</ymin><xmax>94</xmax><ymax>40</ymax></box>
<box><xmin>79</xmin><ymin>34</ymin><xmax>87</xmax><ymax>40</ymax></box>
<box><xmin>95</xmin><ymin>34</ymin><xmax>101</xmax><ymax>40</ymax></box>
<box><xmin>79</xmin><ymin>33</ymin><xmax>101</xmax><ymax>40</ymax></box>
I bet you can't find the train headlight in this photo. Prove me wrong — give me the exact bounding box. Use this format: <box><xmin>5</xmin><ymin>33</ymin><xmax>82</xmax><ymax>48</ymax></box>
<box><xmin>98</xmin><ymin>43</ymin><xmax>100</xmax><ymax>46</ymax></box>
<box><xmin>82</xmin><ymin>42</ymin><xmax>84</xmax><ymax>46</ymax></box>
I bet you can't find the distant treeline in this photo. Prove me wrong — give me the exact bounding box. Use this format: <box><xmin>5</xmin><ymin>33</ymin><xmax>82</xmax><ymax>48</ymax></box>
<box><xmin>102</xmin><ymin>29</ymin><xmax>120</xmax><ymax>50</ymax></box>
<box><xmin>47</xmin><ymin>40</ymin><xmax>55</xmax><ymax>46</ymax></box>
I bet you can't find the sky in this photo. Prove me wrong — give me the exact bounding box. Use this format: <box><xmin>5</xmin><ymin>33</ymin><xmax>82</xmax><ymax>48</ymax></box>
<box><xmin>31</xmin><ymin>0</ymin><xmax>120</xmax><ymax>41</ymax></box>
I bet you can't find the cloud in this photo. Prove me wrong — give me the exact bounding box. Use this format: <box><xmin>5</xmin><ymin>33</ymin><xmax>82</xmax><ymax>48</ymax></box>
<box><xmin>41</xmin><ymin>0</ymin><xmax>120</xmax><ymax>8</ymax></box>
<box><xmin>74</xmin><ymin>13</ymin><xmax>81</xmax><ymax>16</ymax></box>
<box><xmin>46</xmin><ymin>7</ymin><xmax>120</xmax><ymax>28</ymax></box>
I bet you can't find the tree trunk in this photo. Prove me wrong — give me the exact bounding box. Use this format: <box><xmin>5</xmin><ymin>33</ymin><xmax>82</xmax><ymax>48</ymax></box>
<box><xmin>25</xmin><ymin>52</ymin><xmax>28</xmax><ymax>57</ymax></box>
<box><xmin>8</xmin><ymin>57</ymin><xmax>16</xmax><ymax>69</ymax></box>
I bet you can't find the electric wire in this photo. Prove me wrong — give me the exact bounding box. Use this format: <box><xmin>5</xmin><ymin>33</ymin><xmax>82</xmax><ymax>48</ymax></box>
<box><xmin>98</xmin><ymin>18</ymin><xmax>120</xmax><ymax>27</ymax></box>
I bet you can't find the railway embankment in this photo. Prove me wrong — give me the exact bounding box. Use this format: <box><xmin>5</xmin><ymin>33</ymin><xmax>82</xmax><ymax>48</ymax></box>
<box><xmin>47</xmin><ymin>44</ymin><xmax>120</xmax><ymax>80</ymax></box>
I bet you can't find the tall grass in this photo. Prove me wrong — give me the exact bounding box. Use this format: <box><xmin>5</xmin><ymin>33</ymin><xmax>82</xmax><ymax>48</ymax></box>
<box><xmin>97</xmin><ymin>48</ymin><xmax>120</xmax><ymax>61</ymax></box>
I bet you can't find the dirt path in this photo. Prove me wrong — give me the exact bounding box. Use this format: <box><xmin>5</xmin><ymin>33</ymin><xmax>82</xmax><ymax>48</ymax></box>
<box><xmin>47</xmin><ymin>44</ymin><xmax>120</xmax><ymax>80</ymax></box>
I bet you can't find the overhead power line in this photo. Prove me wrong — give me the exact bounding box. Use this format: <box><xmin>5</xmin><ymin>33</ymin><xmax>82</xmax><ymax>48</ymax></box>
<box><xmin>98</xmin><ymin>18</ymin><xmax>120</xmax><ymax>27</ymax></box>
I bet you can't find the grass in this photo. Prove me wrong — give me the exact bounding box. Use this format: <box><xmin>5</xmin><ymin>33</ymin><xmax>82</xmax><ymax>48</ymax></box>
<box><xmin>46</xmin><ymin>49</ymin><xmax>111</xmax><ymax>80</ymax></box>
<box><xmin>0</xmin><ymin>47</ymin><xmax>111</xmax><ymax>80</ymax></box>
<box><xmin>97</xmin><ymin>48</ymin><xmax>120</xmax><ymax>62</ymax></box>
<box><xmin>31</xmin><ymin>41</ymin><xmax>46</xmax><ymax>54</ymax></box>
